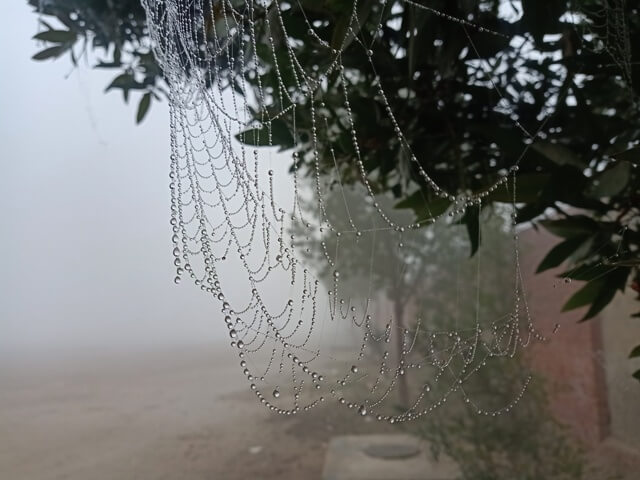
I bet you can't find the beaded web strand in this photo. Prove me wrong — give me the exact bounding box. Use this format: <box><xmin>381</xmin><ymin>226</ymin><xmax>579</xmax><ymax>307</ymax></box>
<box><xmin>141</xmin><ymin>0</ymin><xmax>551</xmax><ymax>423</ymax></box>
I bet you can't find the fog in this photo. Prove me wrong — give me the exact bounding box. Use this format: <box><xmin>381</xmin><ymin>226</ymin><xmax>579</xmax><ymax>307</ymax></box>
<box><xmin>0</xmin><ymin>3</ymin><xmax>294</xmax><ymax>360</ymax></box>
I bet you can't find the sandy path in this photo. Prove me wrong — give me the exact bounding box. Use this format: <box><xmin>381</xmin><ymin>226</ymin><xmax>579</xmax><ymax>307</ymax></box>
<box><xmin>4</xmin><ymin>345</ymin><xmax>629</xmax><ymax>480</ymax></box>
<box><xmin>0</xmin><ymin>346</ymin><xmax>328</xmax><ymax>480</ymax></box>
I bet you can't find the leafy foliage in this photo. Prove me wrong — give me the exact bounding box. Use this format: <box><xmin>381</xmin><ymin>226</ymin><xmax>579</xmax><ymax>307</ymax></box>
<box><xmin>29</xmin><ymin>0</ymin><xmax>158</xmax><ymax>121</ymax></box>
<box><xmin>414</xmin><ymin>364</ymin><xmax>589</xmax><ymax>480</ymax></box>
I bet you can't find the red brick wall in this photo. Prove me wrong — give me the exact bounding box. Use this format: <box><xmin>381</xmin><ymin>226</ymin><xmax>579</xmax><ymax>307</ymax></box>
<box><xmin>520</xmin><ymin>228</ymin><xmax>610</xmax><ymax>446</ymax></box>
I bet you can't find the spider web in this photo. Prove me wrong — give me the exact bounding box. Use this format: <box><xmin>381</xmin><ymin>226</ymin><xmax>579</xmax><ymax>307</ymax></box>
<box><xmin>141</xmin><ymin>0</ymin><xmax>552</xmax><ymax>422</ymax></box>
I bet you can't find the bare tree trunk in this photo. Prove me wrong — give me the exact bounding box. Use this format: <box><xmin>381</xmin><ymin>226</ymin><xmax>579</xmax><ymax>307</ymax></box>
<box><xmin>394</xmin><ymin>299</ymin><xmax>410</xmax><ymax>409</ymax></box>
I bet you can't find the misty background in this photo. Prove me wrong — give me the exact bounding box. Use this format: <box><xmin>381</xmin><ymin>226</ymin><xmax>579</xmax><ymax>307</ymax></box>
<box><xmin>0</xmin><ymin>2</ymin><xmax>281</xmax><ymax>360</ymax></box>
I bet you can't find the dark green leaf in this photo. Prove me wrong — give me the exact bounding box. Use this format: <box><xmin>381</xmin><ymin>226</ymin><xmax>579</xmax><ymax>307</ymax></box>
<box><xmin>562</xmin><ymin>268</ymin><xmax>630</xmax><ymax>321</ymax></box>
<box><xmin>136</xmin><ymin>92</ymin><xmax>152</xmax><ymax>124</ymax></box>
<box><xmin>539</xmin><ymin>215</ymin><xmax>599</xmax><ymax>238</ymax></box>
<box><xmin>633</xmin><ymin>370</ymin><xmax>640</xmax><ymax>382</ymax></box>
<box><xmin>537</xmin><ymin>236</ymin><xmax>590</xmax><ymax>273</ymax></box>
<box><xmin>95</xmin><ymin>62</ymin><xmax>123</xmax><ymax>69</ymax></box>
<box><xmin>461</xmin><ymin>205</ymin><xmax>480</xmax><ymax>257</ymax></box>
<box><xmin>395</xmin><ymin>190</ymin><xmax>451</xmax><ymax>222</ymax></box>
<box><xmin>611</xmin><ymin>146</ymin><xmax>640</xmax><ymax>165</ymax></box>
<box><xmin>531</xmin><ymin>142</ymin><xmax>584</xmax><ymax>168</ymax></box>
<box><xmin>236</xmin><ymin>119</ymin><xmax>294</xmax><ymax>150</ymax></box>
<box><xmin>629</xmin><ymin>345</ymin><xmax>640</xmax><ymax>359</ymax></box>
<box><xmin>484</xmin><ymin>174</ymin><xmax>550</xmax><ymax>203</ymax></box>
<box><xmin>33</xmin><ymin>30</ymin><xmax>76</xmax><ymax>43</ymax></box>
<box><xmin>236</xmin><ymin>127</ymin><xmax>269</xmax><ymax>146</ymax></box>
<box><xmin>32</xmin><ymin>45</ymin><xmax>69</xmax><ymax>60</ymax></box>
<box><xmin>105</xmin><ymin>73</ymin><xmax>146</xmax><ymax>99</ymax></box>
<box><xmin>586</xmin><ymin>161</ymin><xmax>632</xmax><ymax>198</ymax></box>
<box><xmin>270</xmin><ymin>119</ymin><xmax>295</xmax><ymax>149</ymax></box>
<box><xmin>581</xmin><ymin>281</ymin><xmax>619</xmax><ymax>321</ymax></box>
<box><xmin>562</xmin><ymin>279</ymin><xmax>606</xmax><ymax>312</ymax></box>
<box><xmin>560</xmin><ymin>264</ymin><xmax>612</xmax><ymax>282</ymax></box>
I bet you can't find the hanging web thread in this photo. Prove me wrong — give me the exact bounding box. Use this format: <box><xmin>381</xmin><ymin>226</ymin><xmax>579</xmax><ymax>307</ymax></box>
<box><xmin>579</xmin><ymin>0</ymin><xmax>633</xmax><ymax>87</ymax></box>
<box><xmin>141</xmin><ymin>0</ymin><xmax>551</xmax><ymax>422</ymax></box>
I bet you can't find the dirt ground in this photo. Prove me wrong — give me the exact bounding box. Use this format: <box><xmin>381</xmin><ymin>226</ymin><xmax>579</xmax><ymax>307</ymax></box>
<box><xmin>1</xmin><ymin>345</ymin><xmax>637</xmax><ymax>480</ymax></box>
<box><xmin>0</xmin><ymin>345</ymin><xmax>391</xmax><ymax>480</ymax></box>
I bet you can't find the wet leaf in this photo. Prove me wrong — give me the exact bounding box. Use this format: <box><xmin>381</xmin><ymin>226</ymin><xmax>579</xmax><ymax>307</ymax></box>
<box><xmin>236</xmin><ymin>119</ymin><xmax>294</xmax><ymax>150</ymax></box>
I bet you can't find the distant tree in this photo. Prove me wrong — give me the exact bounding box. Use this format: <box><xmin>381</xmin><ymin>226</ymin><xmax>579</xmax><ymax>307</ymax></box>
<box><xmin>294</xmin><ymin>184</ymin><xmax>458</xmax><ymax>406</ymax></box>
<box><xmin>298</xmin><ymin>184</ymin><xmax>589</xmax><ymax>479</ymax></box>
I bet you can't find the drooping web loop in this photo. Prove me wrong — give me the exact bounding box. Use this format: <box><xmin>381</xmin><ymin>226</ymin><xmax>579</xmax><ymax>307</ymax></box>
<box><xmin>582</xmin><ymin>0</ymin><xmax>633</xmax><ymax>88</ymax></box>
<box><xmin>141</xmin><ymin>0</ymin><xmax>550</xmax><ymax>422</ymax></box>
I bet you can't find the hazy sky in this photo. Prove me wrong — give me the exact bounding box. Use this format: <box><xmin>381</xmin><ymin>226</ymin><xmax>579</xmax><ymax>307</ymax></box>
<box><xmin>0</xmin><ymin>3</ymin><xmax>260</xmax><ymax>358</ymax></box>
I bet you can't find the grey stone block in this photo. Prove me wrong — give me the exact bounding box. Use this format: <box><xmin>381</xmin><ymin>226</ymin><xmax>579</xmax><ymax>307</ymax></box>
<box><xmin>322</xmin><ymin>434</ymin><xmax>460</xmax><ymax>480</ymax></box>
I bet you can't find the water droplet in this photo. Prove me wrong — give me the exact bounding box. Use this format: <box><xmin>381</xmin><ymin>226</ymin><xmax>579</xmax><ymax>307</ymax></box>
<box><xmin>564</xmin><ymin>278</ymin><xmax>571</xmax><ymax>284</ymax></box>
<box><xmin>272</xmin><ymin>389</ymin><xmax>280</xmax><ymax>398</ymax></box>
<box><xmin>174</xmin><ymin>276</ymin><xmax>181</xmax><ymax>284</ymax></box>
<box><xmin>351</xmin><ymin>365</ymin><xmax>358</xmax><ymax>374</ymax></box>
<box><xmin>229</xmin><ymin>329</ymin><xmax>237</xmax><ymax>339</ymax></box>
<box><xmin>358</xmin><ymin>405</ymin><xmax>367</xmax><ymax>416</ymax></box>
